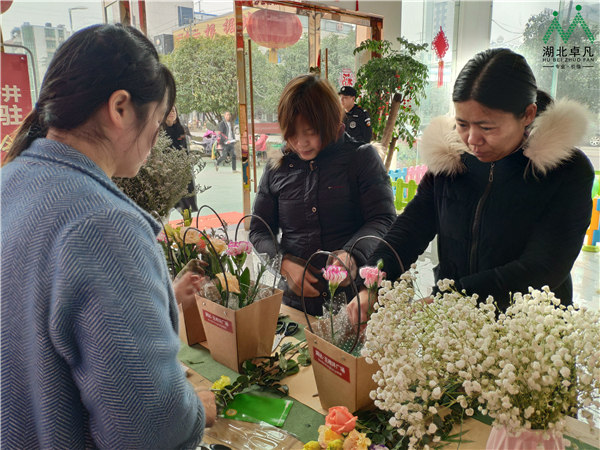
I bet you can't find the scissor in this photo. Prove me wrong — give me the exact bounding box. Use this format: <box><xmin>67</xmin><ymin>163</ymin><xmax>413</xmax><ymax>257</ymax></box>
<box><xmin>272</xmin><ymin>320</ymin><xmax>299</xmax><ymax>352</ymax></box>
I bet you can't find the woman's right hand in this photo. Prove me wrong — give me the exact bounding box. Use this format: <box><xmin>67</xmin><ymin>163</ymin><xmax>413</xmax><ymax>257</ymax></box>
<box><xmin>346</xmin><ymin>287</ymin><xmax>371</xmax><ymax>326</ymax></box>
<box><xmin>281</xmin><ymin>255</ymin><xmax>320</xmax><ymax>297</ymax></box>
<box><xmin>194</xmin><ymin>387</ymin><xmax>216</xmax><ymax>428</ymax></box>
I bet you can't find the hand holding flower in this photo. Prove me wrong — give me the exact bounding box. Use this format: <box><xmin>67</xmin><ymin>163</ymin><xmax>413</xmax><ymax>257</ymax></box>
<box><xmin>327</xmin><ymin>250</ymin><xmax>357</xmax><ymax>287</ymax></box>
<box><xmin>173</xmin><ymin>271</ymin><xmax>204</xmax><ymax>307</ymax></box>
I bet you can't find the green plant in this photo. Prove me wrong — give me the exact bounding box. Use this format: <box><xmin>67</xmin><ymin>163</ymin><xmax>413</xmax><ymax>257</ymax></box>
<box><xmin>354</xmin><ymin>38</ymin><xmax>429</xmax><ymax>170</ymax></box>
<box><xmin>113</xmin><ymin>130</ymin><xmax>209</xmax><ymax>217</ymax></box>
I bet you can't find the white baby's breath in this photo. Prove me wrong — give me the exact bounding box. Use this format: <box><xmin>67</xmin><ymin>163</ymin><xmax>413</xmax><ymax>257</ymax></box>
<box><xmin>363</xmin><ymin>269</ymin><xmax>600</xmax><ymax>450</ymax></box>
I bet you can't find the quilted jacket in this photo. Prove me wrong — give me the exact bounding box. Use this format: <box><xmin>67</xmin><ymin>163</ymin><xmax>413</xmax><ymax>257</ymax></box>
<box><xmin>249</xmin><ymin>133</ymin><xmax>396</xmax><ymax>315</ymax></box>
<box><xmin>369</xmin><ymin>100</ymin><xmax>595</xmax><ymax>310</ymax></box>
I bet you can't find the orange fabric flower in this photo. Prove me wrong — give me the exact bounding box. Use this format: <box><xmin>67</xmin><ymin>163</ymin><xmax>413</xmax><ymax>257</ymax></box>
<box><xmin>342</xmin><ymin>429</ymin><xmax>371</xmax><ymax>450</ymax></box>
<box><xmin>325</xmin><ymin>406</ymin><xmax>358</xmax><ymax>434</ymax></box>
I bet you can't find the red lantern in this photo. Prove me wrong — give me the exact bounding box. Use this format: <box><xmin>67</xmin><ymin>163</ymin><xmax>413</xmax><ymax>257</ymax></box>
<box><xmin>246</xmin><ymin>9</ymin><xmax>303</xmax><ymax>63</ymax></box>
<box><xmin>1</xmin><ymin>1</ymin><xmax>14</xmax><ymax>14</ymax></box>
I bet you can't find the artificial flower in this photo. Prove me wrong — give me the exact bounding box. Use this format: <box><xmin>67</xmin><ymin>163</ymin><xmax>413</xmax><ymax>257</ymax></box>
<box><xmin>318</xmin><ymin>425</ymin><xmax>343</xmax><ymax>448</ymax></box>
<box><xmin>369</xmin><ymin>445</ymin><xmax>389</xmax><ymax>450</ymax></box>
<box><xmin>180</xmin><ymin>227</ymin><xmax>201</xmax><ymax>244</ymax></box>
<box><xmin>211</xmin><ymin>375</ymin><xmax>231</xmax><ymax>390</ymax></box>
<box><xmin>208</xmin><ymin>237</ymin><xmax>227</xmax><ymax>255</ymax></box>
<box><xmin>325</xmin><ymin>406</ymin><xmax>358</xmax><ymax>434</ymax></box>
<box><xmin>215</xmin><ymin>272</ymin><xmax>241</xmax><ymax>294</ymax></box>
<box><xmin>303</xmin><ymin>441</ymin><xmax>321</xmax><ymax>450</ymax></box>
<box><xmin>328</xmin><ymin>439</ymin><xmax>344</xmax><ymax>450</ymax></box>
<box><xmin>195</xmin><ymin>238</ymin><xmax>207</xmax><ymax>253</ymax></box>
<box><xmin>342</xmin><ymin>429</ymin><xmax>371</xmax><ymax>450</ymax></box>
<box><xmin>226</xmin><ymin>240</ymin><xmax>253</xmax><ymax>257</ymax></box>
<box><xmin>322</xmin><ymin>265</ymin><xmax>347</xmax><ymax>290</ymax></box>
<box><xmin>359</xmin><ymin>266</ymin><xmax>385</xmax><ymax>290</ymax></box>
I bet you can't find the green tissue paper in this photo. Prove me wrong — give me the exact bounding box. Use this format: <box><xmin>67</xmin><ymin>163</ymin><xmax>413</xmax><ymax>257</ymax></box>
<box><xmin>222</xmin><ymin>394</ymin><xmax>293</xmax><ymax>427</ymax></box>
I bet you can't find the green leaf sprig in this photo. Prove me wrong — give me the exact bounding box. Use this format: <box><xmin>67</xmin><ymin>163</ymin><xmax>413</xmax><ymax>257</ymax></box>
<box><xmin>211</xmin><ymin>340</ymin><xmax>311</xmax><ymax>413</ymax></box>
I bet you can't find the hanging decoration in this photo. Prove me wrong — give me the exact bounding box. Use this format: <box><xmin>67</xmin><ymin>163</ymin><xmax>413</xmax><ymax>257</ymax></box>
<box><xmin>431</xmin><ymin>26</ymin><xmax>449</xmax><ymax>88</ymax></box>
<box><xmin>246</xmin><ymin>9</ymin><xmax>303</xmax><ymax>64</ymax></box>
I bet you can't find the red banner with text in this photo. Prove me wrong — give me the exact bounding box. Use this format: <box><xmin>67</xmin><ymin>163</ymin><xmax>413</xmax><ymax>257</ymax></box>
<box><xmin>1</xmin><ymin>52</ymin><xmax>33</xmax><ymax>162</ymax></box>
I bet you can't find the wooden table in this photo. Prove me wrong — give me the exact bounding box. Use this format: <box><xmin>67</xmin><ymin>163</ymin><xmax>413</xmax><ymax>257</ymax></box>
<box><xmin>185</xmin><ymin>305</ymin><xmax>600</xmax><ymax>450</ymax></box>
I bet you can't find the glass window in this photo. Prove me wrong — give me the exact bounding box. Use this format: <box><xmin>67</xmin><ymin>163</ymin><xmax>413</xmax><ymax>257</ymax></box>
<box><xmin>491</xmin><ymin>1</ymin><xmax>599</xmax><ymax>146</ymax></box>
<box><xmin>44</xmin><ymin>28</ymin><xmax>55</xmax><ymax>38</ymax></box>
<box><xmin>320</xmin><ymin>19</ymin><xmax>357</xmax><ymax>93</ymax></box>
<box><xmin>400</xmin><ymin>0</ymin><xmax>455</xmax><ymax>167</ymax></box>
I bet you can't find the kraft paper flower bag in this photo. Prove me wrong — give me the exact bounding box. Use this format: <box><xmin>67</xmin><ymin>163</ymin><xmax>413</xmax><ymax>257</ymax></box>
<box><xmin>301</xmin><ymin>237</ymin><xmax>403</xmax><ymax>413</ymax></box>
<box><xmin>155</xmin><ymin>208</ymin><xmax>208</xmax><ymax>346</ymax></box>
<box><xmin>196</xmin><ymin>213</ymin><xmax>283</xmax><ymax>373</ymax></box>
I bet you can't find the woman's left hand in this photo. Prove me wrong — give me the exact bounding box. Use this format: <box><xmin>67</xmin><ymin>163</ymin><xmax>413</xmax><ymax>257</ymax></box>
<box><xmin>327</xmin><ymin>250</ymin><xmax>357</xmax><ymax>287</ymax></box>
<box><xmin>173</xmin><ymin>271</ymin><xmax>204</xmax><ymax>307</ymax></box>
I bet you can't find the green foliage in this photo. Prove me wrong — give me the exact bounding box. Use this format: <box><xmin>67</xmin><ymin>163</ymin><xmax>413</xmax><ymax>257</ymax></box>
<box><xmin>355</xmin><ymin>398</ymin><xmax>473</xmax><ymax>450</ymax></box>
<box><xmin>278</xmin><ymin>35</ymin><xmax>310</xmax><ymax>87</ymax></box>
<box><xmin>162</xmin><ymin>35</ymin><xmax>238</xmax><ymax>126</ymax></box>
<box><xmin>354</xmin><ymin>37</ymin><xmax>429</xmax><ymax>146</ymax></box>
<box><xmin>212</xmin><ymin>340</ymin><xmax>311</xmax><ymax>413</ymax></box>
<box><xmin>246</xmin><ymin>41</ymin><xmax>286</xmax><ymax>118</ymax></box>
<box><xmin>113</xmin><ymin>130</ymin><xmax>208</xmax><ymax>217</ymax></box>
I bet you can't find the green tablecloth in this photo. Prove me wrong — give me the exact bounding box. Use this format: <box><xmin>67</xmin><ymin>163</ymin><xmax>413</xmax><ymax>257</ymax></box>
<box><xmin>178</xmin><ymin>342</ymin><xmax>325</xmax><ymax>444</ymax></box>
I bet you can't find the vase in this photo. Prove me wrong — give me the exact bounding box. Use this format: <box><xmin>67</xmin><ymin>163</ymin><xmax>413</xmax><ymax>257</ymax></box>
<box><xmin>486</xmin><ymin>426</ymin><xmax>566</xmax><ymax>450</ymax></box>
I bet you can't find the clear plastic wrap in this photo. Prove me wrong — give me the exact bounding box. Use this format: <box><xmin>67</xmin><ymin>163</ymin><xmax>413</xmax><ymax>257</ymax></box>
<box><xmin>201</xmin><ymin>418</ymin><xmax>300</xmax><ymax>450</ymax></box>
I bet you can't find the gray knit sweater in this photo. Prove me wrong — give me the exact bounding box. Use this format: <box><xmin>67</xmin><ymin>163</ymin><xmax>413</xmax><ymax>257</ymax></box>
<box><xmin>1</xmin><ymin>139</ymin><xmax>205</xmax><ymax>449</ymax></box>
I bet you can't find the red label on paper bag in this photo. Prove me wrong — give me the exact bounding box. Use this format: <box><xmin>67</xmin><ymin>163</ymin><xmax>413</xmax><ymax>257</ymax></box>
<box><xmin>203</xmin><ymin>310</ymin><xmax>233</xmax><ymax>333</ymax></box>
<box><xmin>313</xmin><ymin>347</ymin><xmax>350</xmax><ymax>382</ymax></box>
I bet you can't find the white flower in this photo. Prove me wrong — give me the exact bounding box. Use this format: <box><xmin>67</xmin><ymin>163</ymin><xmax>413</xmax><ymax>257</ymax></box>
<box><xmin>361</xmin><ymin>268</ymin><xmax>600</xmax><ymax>442</ymax></box>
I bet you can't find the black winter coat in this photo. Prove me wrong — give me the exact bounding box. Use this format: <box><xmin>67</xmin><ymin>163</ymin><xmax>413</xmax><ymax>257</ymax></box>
<box><xmin>369</xmin><ymin>100</ymin><xmax>595</xmax><ymax>311</ymax></box>
<box><xmin>250</xmin><ymin>133</ymin><xmax>396</xmax><ymax>315</ymax></box>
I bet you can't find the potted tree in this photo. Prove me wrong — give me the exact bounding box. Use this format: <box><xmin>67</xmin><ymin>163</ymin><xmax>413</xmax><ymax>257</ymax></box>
<box><xmin>354</xmin><ymin>37</ymin><xmax>429</xmax><ymax>171</ymax></box>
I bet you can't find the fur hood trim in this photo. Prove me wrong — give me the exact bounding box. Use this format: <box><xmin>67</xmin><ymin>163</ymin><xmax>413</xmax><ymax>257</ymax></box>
<box><xmin>421</xmin><ymin>99</ymin><xmax>592</xmax><ymax>176</ymax></box>
<box><xmin>267</xmin><ymin>145</ymin><xmax>286</xmax><ymax>170</ymax></box>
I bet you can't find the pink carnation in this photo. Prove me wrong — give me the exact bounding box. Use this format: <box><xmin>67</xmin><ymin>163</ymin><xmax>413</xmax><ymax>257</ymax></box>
<box><xmin>226</xmin><ymin>241</ymin><xmax>253</xmax><ymax>257</ymax></box>
<box><xmin>322</xmin><ymin>265</ymin><xmax>347</xmax><ymax>287</ymax></box>
<box><xmin>157</xmin><ymin>231</ymin><xmax>167</xmax><ymax>243</ymax></box>
<box><xmin>359</xmin><ymin>266</ymin><xmax>385</xmax><ymax>289</ymax></box>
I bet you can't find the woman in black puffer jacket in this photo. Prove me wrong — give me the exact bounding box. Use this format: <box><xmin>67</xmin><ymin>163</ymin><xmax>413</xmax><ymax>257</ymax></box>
<box><xmin>347</xmin><ymin>48</ymin><xmax>594</xmax><ymax>323</ymax></box>
<box><xmin>249</xmin><ymin>75</ymin><xmax>396</xmax><ymax>316</ymax></box>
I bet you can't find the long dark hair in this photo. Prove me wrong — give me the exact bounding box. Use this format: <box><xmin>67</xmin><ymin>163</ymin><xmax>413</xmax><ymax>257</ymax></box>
<box><xmin>453</xmin><ymin>48</ymin><xmax>552</xmax><ymax>118</ymax></box>
<box><xmin>3</xmin><ymin>24</ymin><xmax>176</xmax><ymax>166</ymax></box>
<box><xmin>277</xmin><ymin>74</ymin><xmax>344</xmax><ymax>150</ymax></box>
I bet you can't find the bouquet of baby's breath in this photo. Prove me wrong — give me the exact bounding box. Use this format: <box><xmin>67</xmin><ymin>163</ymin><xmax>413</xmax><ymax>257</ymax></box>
<box><xmin>479</xmin><ymin>287</ymin><xmax>600</xmax><ymax>436</ymax></box>
<box><xmin>362</xmin><ymin>266</ymin><xmax>600</xmax><ymax>450</ymax></box>
<box><xmin>113</xmin><ymin>129</ymin><xmax>209</xmax><ymax>217</ymax></box>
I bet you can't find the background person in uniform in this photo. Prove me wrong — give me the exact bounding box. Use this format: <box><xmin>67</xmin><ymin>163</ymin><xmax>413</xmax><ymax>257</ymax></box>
<box><xmin>339</xmin><ymin>85</ymin><xmax>372</xmax><ymax>143</ymax></box>
<box><xmin>216</xmin><ymin>111</ymin><xmax>239</xmax><ymax>173</ymax></box>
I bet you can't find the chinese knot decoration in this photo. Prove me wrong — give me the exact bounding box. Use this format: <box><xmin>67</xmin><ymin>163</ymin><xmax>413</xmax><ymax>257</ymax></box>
<box><xmin>432</xmin><ymin>27</ymin><xmax>449</xmax><ymax>88</ymax></box>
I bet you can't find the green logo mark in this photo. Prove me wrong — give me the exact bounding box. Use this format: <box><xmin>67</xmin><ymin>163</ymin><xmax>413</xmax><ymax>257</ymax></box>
<box><xmin>543</xmin><ymin>5</ymin><xmax>595</xmax><ymax>44</ymax></box>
